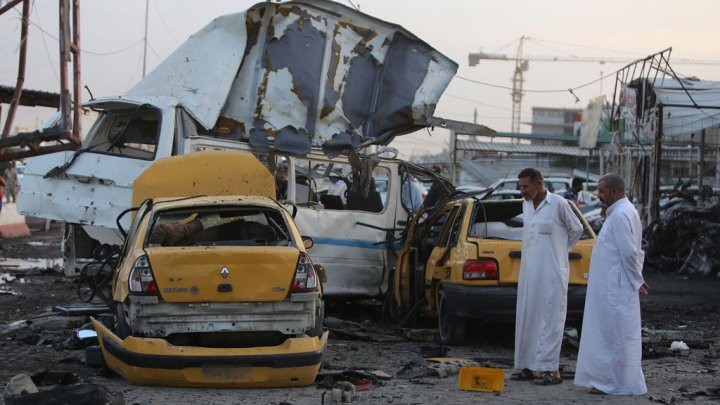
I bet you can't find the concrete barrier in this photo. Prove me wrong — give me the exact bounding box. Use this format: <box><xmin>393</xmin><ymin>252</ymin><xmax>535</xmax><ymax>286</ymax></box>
<box><xmin>0</xmin><ymin>202</ymin><xmax>31</xmax><ymax>238</ymax></box>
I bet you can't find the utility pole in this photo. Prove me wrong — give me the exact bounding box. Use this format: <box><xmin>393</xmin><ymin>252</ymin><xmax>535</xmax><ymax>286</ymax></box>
<box><xmin>142</xmin><ymin>0</ymin><xmax>149</xmax><ymax>78</ymax></box>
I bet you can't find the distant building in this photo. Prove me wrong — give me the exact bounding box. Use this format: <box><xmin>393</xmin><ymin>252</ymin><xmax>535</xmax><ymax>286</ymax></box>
<box><xmin>530</xmin><ymin>107</ymin><xmax>582</xmax><ymax>138</ymax></box>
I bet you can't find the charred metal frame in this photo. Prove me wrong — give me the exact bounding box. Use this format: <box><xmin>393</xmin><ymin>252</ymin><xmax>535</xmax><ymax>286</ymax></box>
<box><xmin>608</xmin><ymin>48</ymin><xmax>719</xmax><ymax>224</ymax></box>
<box><xmin>0</xmin><ymin>0</ymin><xmax>82</xmax><ymax>162</ymax></box>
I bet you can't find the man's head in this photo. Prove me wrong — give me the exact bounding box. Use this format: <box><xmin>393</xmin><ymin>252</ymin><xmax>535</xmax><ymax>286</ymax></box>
<box><xmin>518</xmin><ymin>167</ymin><xmax>544</xmax><ymax>202</ymax></box>
<box><xmin>597</xmin><ymin>173</ymin><xmax>625</xmax><ymax>206</ymax></box>
<box><xmin>571</xmin><ymin>177</ymin><xmax>584</xmax><ymax>193</ymax></box>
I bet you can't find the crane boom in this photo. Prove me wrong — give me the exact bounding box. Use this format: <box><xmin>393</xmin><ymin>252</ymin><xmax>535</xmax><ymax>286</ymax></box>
<box><xmin>470</xmin><ymin>52</ymin><xmax>720</xmax><ymax>66</ymax></box>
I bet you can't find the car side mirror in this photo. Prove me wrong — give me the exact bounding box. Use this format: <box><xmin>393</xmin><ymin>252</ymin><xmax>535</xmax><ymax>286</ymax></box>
<box><xmin>302</xmin><ymin>236</ymin><xmax>314</xmax><ymax>249</ymax></box>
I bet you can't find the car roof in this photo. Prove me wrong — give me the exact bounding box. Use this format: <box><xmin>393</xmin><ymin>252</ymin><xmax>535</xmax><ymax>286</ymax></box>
<box><xmin>149</xmin><ymin>195</ymin><xmax>281</xmax><ymax>211</ymax></box>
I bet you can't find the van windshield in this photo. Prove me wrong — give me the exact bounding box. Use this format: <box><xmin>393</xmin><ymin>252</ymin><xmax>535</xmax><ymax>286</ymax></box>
<box><xmin>83</xmin><ymin>105</ymin><xmax>160</xmax><ymax>160</ymax></box>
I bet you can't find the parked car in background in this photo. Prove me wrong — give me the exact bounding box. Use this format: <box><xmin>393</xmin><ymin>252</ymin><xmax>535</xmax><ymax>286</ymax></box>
<box><xmin>484</xmin><ymin>189</ymin><xmax>523</xmax><ymax>200</ymax></box>
<box><xmin>92</xmin><ymin>151</ymin><xmax>327</xmax><ymax>387</ymax></box>
<box><xmin>490</xmin><ymin>176</ymin><xmax>571</xmax><ymax>194</ymax></box>
<box><xmin>490</xmin><ymin>176</ymin><xmax>597</xmax><ymax>201</ymax></box>
<box><xmin>390</xmin><ymin>195</ymin><xmax>596</xmax><ymax>345</ymax></box>
<box><xmin>455</xmin><ymin>185</ymin><xmax>490</xmax><ymax>196</ymax></box>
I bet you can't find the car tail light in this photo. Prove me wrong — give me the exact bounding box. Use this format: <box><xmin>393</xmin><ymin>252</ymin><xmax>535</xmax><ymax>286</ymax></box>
<box><xmin>290</xmin><ymin>252</ymin><xmax>318</xmax><ymax>292</ymax></box>
<box><xmin>463</xmin><ymin>259</ymin><xmax>499</xmax><ymax>280</ymax></box>
<box><xmin>128</xmin><ymin>255</ymin><xmax>159</xmax><ymax>294</ymax></box>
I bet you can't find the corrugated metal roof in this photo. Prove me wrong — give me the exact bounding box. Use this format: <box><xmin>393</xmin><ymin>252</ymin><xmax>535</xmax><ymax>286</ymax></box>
<box><xmin>457</xmin><ymin>140</ymin><xmax>590</xmax><ymax>157</ymax></box>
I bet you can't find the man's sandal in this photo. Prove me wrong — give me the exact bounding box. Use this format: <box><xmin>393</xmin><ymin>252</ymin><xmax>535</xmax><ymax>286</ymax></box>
<box><xmin>510</xmin><ymin>368</ymin><xmax>535</xmax><ymax>381</ymax></box>
<box><xmin>588</xmin><ymin>387</ymin><xmax>606</xmax><ymax>395</ymax></box>
<box><xmin>533</xmin><ymin>371</ymin><xmax>562</xmax><ymax>386</ymax></box>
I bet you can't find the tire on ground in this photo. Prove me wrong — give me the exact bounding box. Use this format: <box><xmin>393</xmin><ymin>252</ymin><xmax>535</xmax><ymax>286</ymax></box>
<box><xmin>438</xmin><ymin>291</ymin><xmax>466</xmax><ymax>345</ymax></box>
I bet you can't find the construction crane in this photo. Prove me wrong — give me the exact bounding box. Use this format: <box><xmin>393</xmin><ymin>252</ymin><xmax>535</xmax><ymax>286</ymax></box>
<box><xmin>469</xmin><ymin>36</ymin><xmax>720</xmax><ymax>133</ymax></box>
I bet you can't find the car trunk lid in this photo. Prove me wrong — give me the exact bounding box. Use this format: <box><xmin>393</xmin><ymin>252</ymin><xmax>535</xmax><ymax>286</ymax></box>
<box><xmin>145</xmin><ymin>246</ymin><xmax>299</xmax><ymax>302</ymax></box>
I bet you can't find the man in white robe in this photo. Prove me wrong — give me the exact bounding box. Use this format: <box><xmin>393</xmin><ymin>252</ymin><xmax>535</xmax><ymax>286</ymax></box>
<box><xmin>514</xmin><ymin>168</ymin><xmax>583</xmax><ymax>385</ymax></box>
<box><xmin>575</xmin><ymin>173</ymin><xmax>648</xmax><ymax>395</ymax></box>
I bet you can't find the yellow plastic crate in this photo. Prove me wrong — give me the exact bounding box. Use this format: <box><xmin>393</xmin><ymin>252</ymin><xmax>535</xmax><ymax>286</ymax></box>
<box><xmin>457</xmin><ymin>367</ymin><xmax>505</xmax><ymax>393</ymax></box>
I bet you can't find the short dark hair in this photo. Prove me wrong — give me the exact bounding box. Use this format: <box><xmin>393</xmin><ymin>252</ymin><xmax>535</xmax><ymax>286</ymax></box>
<box><xmin>599</xmin><ymin>173</ymin><xmax>625</xmax><ymax>193</ymax></box>
<box><xmin>518</xmin><ymin>167</ymin><xmax>543</xmax><ymax>184</ymax></box>
<box><xmin>572</xmin><ymin>177</ymin><xmax>584</xmax><ymax>187</ymax></box>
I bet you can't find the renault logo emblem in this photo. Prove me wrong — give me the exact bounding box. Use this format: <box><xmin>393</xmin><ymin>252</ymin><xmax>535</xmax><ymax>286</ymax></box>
<box><xmin>220</xmin><ymin>267</ymin><xmax>229</xmax><ymax>279</ymax></box>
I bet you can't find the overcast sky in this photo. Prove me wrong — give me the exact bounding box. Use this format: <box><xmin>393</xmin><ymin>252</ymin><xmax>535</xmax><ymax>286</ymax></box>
<box><xmin>2</xmin><ymin>0</ymin><xmax>719</xmax><ymax>158</ymax></box>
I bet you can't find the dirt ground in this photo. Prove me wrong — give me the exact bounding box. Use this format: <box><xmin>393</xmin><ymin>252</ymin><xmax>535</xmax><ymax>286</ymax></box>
<box><xmin>1</xmin><ymin>217</ymin><xmax>719</xmax><ymax>404</ymax></box>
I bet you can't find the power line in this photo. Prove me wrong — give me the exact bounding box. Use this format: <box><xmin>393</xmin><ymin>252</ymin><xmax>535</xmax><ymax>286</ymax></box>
<box><xmin>454</xmin><ymin>69</ymin><xmax>618</xmax><ymax>94</ymax></box>
<box><xmin>14</xmin><ymin>7</ymin><xmax>145</xmax><ymax>57</ymax></box>
<box><xmin>443</xmin><ymin>93</ymin><xmax>514</xmax><ymax>111</ymax></box>
<box><xmin>526</xmin><ymin>36</ymin><xmax>649</xmax><ymax>58</ymax></box>
<box><xmin>32</xmin><ymin>2</ymin><xmax>58</xmax><ymax>84</ymax></box>
<box><xmin>151</xmin><ymin>0</ymin><xmax>181</xmax><ymax>46</ymax></box>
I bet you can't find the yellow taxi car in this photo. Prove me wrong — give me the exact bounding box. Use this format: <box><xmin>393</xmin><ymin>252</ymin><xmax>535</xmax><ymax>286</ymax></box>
<box><xmin>391</xmin><ymin>195</ymin><xmax>595</xmax><ymax>345</ymax></box>
<box><xmin>92</xmin><ymin>150</ymin><xmax>327</xmax><ymax>387</ymax></box>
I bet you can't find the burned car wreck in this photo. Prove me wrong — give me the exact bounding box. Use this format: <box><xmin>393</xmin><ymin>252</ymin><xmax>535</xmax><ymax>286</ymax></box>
<box><xmin>90</xmin><ymin>151</ymin><xmax>327</xmax><ymax>388</ymax></box>
<box><xmin>644</xmin><ymin>199</ymin><xmax>720</xmax><ymax>277</ymax></box>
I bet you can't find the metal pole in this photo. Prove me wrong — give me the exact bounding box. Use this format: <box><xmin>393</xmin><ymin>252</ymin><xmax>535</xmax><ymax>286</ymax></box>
<box><xmin>71</xmin><ymin>0</ymin><xmax>82</xmax><ymax>143</ymax></box>
<box><xmin>449</xmin><ymin>129</ymin><xmax>457</xmax><ymax>184</ymax></box>
<box><xmin>59</xmin><ymin>0</ymin><xmax>70</xmax><ymax>132</ymax></box>
<box><xmin>699</xmin><ymin>129</ymin><xmax>705</xmax><ymax>187</ymax></box>
<box><xmin>142</xmin><ymin>0</ymin><xmax>149</xmax><ymax>78</ymax></box>
<box><xmin>1</xmin><ymin>0</ymin><xmax>30</xmax><ymax>140</ymax></box>
<box><xmin>652</xmin><ymin>105</ymin><xmax>663</xmax><ymax>223</ymax></box>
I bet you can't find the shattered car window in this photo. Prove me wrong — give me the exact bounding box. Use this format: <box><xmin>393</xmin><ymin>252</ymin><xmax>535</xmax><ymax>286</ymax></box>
<box><xmin>469</xmin><ymin>200</ymin><xmax>593</xmax><ymax>240</ymax></box>
<box><xmin>146</xmin><ymin>206</ymin><xmax>291</xmax><ymax>247</ymax></box>
<box><xmin>84</xmin><ymin>106</ymin><xmax>159</xmax><ymax>160</ymax></box>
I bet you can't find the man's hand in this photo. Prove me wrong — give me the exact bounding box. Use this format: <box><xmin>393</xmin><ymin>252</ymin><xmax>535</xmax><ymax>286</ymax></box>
<box><xmin>639</xmin><ymin>280</ymin><xmax>649</xmax><ymax>295</ymax></box>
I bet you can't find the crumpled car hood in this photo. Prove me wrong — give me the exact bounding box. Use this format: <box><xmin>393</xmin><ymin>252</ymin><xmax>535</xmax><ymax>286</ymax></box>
<box><xmin>125</xmin><ymin>0</ymin><xmax>458</xmax><ymax>157</ymax></box>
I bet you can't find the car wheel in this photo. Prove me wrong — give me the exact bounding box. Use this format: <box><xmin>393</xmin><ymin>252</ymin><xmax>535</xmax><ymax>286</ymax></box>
<box><xmin>115</xmin><ymin>302</ymin><xmax>132</xmax><ymax>339</ymax></box>
<box><xmin>438</xmin><ymin>292</ymin><xmax>466</xmax><ymax>345</ymax></box>
<box><xmin>383</xmin><ymin>282</ymin><xmax>403</xmax><ymax>324</ymax></box>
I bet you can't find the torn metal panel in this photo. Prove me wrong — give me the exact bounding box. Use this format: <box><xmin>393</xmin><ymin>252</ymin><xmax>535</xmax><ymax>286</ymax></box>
<box><xmin>124</xmin><ymin>12</ymin><xmax>248</xmax><ymax>130</ymax></box>
<box><xmin>128</xmin><ymin>0</ymin><xmax>457</xmax><ymax>157</ymax></box>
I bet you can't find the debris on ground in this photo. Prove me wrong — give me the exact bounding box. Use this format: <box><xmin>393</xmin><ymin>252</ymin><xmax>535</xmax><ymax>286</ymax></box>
<box><xmin>670</xmin><ymin>341</ymin><xmax>690</xmax><ymax>352</ymax></box>
<box><xmin>395</xmin><ymin>355</ymin><xmax>480</xmax><ymax>380</ymax></box>
<box><xmin>325</xmin><ymin>316</ymin><xmax>403</xmax><ymax>342</ymax></box>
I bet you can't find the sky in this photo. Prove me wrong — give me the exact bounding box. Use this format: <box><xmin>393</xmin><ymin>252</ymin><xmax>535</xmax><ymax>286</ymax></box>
<box><xmin>1</xmin><ymin>0</ymin><xmax>719</xmax><ymax>159</ymax></box>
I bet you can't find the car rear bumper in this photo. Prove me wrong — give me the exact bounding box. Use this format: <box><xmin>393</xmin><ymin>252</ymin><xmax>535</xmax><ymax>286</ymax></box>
<box><xmin>440</xmin><ymin>283</ymin><xmax>587</xmax><ymax>322</ymax></box>
<box><xmin>91</xmin><ymin>318</ymin><xmax>327</xmax><ymax>388</ymax></box>
<box><xmin>128</xmin><ymin>294</ymin><xmax>320</xmax><ymax>336</ymax></box>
